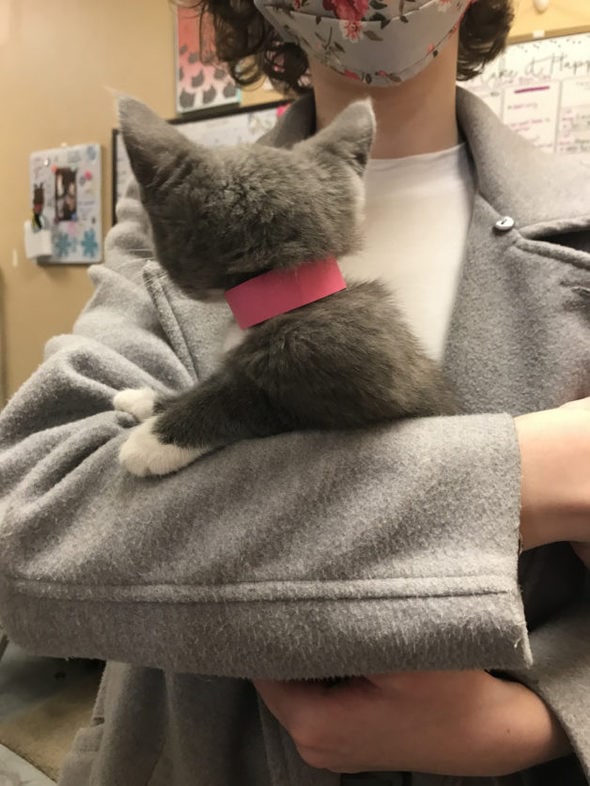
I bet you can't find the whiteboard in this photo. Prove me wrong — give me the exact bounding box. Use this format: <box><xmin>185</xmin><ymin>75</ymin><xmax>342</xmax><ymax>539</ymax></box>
<box><xmin>466</xmin><ymin>33</ymin><xmax>590</xmax><ymax>156</ymax></box>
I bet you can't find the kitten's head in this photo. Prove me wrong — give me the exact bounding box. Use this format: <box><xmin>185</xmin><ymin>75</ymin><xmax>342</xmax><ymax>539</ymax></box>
<box><xmin>118</xmin><ymin>96</ymin><xmax>375</xmax><ymax>299</ymax></box>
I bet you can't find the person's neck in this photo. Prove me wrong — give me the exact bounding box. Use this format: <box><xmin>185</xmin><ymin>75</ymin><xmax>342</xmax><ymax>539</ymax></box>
<box><xmin>309</xmin><ymin>34</ymin><xmax>460</xmax><ymax>159</ymax></box>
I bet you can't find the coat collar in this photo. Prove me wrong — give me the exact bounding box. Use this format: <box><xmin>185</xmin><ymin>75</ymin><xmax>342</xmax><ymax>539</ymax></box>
<box><xmin>260</xmin><ymin>86</ymin><xmax>590</xmax><ymax>239</ymax></box>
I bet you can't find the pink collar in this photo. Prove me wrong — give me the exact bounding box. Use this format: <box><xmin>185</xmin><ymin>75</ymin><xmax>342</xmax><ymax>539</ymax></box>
<box><xmin>224</xmin><ymin>257</ymin><xmax>347</xmax><ymax>329</ymax></box>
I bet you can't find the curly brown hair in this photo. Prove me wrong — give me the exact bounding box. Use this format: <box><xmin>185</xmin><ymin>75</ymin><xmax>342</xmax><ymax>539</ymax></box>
<box><xmin>173</xmin><ymin>0</ymin><xmax>514</xmax><ymax>96</ymax></box>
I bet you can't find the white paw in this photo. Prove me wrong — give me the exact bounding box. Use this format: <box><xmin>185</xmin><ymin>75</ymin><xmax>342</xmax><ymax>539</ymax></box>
<box><xmin>113</xmin><ymin>388</ymin><xmax>157</xmax><ymax>422</ymax></box>
<box><xmin>119</xmin><ymin>417</ymin><xmax>209</xmax><ymax>477</ymax></box>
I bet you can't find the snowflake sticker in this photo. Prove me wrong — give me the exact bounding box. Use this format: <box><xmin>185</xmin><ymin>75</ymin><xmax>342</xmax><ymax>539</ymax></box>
<box><xmin>81</xmin><ymin>228</ymin><xmax>99</xmax><ymax>259</ymax></box>
<box><xmin>54</xmin><ymin>231</ymin><xmax>73</xmax><ymax>258</ymax></box>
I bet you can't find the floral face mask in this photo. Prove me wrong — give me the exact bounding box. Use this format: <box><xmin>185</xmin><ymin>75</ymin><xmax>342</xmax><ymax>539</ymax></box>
<box><xmin>253</xmin><ymin>0</ymin><xmax>471</xmax><ymax>87</ymax></box>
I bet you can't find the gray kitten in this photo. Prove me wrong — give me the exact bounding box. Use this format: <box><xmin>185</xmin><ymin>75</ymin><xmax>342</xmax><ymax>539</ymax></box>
<box><xmin>114</xmin><ymin>97</ymin><xmax>455</xmax><ymax>477</ymax></box>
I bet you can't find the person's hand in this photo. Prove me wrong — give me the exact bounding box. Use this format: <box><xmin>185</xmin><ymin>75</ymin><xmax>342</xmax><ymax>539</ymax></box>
<box><xmin>254</xmin><ymin>670</ymin><xmax>570</xmax><ymax>776</ymax></box>
<box><xmin>516</xmin><ymin>396</ymin><xmax>590</xmax><ymax>565</ymax></box>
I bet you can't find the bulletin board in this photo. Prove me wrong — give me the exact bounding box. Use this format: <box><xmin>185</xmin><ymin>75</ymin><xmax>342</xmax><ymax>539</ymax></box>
<box><xmin>465</xmin><ymin>33</ymin><xmax>590</xmax><ymax>156</ymax></box>
<box><xmin>29</xmin><ymin>144</ymin><xmax>103</xmax><ymax>263</ymax></box>
<box><xmin>112</xmin><ymin>100</ymin><xmax>288</xmax><ymax>220</ymax></box>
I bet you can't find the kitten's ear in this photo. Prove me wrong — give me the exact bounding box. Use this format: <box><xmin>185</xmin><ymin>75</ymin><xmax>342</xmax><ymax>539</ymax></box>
<box><xmin>305</xmin><ymin>99</ymin><xmax>376</xmax><ymax>175</ymax></box>
<box><xmin>117</xmin><ymin>96</ymin><xmax>201</xmax><ymax>188</ymax></box>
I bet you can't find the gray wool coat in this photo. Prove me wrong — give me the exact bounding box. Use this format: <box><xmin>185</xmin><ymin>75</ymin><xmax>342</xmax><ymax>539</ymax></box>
<box><xmin>0</xmin><ymin>86</ymin><xmax>589</xmax><ymax>786</ymax></box>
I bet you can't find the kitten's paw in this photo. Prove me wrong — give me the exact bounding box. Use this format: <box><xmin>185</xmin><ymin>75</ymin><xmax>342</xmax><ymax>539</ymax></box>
<box><xmin>119</xmin><ymin>417</ymin><xmax>209</xmax><ymax>477</ymax></box>
<box><xmin>113</xmin><ymin>388</ymin><xmax>157</xmax><ymax>422</ymax></box>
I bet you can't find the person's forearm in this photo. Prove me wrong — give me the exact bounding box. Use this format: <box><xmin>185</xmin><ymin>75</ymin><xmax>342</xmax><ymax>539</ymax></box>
<box><xmin>516</xmin><ymin>402</ymin><xmax>590</xmax><ymax>552</ymax></box>
<box><xmin>1</xmin><ymin>400</ymin><xmax>530</xmax><ymax>677</ymax></box>
<box><xmin>255</xmin><ymin>670</ymin><xmax>572</xmax><ymax>777</ymax></box>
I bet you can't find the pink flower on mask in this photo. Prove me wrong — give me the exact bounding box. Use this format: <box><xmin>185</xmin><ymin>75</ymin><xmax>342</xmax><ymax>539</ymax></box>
<box><xmin>341</xmin><ymin>68</ymin><xmax>362</xmax><ymax>80</ymax></box>
<box><xmin>339</xmin><ymin>18</ymin><xmax>363</xmax><ymax>40</ymax></box>
<box><xmin>323</xmin><ymin>0</ymin><xmax>369</xmax><ymax>22</ymax></box>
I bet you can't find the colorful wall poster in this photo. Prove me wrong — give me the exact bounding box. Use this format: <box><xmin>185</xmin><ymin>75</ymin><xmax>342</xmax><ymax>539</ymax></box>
<box><xmin>176</xmin><ymin>5</ymin><xmax>241</xmax><ymax>114</ymax></box>
<box><xmin>29</xmin><ymin>143</ymin><xmax>102</xmax><ymax>264</ymax></box>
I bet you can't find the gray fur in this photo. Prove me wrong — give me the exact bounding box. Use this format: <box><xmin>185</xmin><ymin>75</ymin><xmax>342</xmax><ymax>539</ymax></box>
<box><xmin>117</xmin><ymin>96</ymin><xmax>455</xmax><ymax>460</ymax></box>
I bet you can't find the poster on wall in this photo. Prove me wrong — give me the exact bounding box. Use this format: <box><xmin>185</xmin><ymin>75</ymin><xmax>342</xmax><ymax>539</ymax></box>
<box><xmin>466</xmin><ymin>33</ymin><xmax>590</xmax><ymax>157</ymax></box>
<box><xmin>29</xmin><ymin>143</ymin><xmax>103</xmax><ymax>264</ymax></box>
<box><xmin>176</xmin><ymin>5</ymin><xmax>241</xmax><ymax>114</ymax></box>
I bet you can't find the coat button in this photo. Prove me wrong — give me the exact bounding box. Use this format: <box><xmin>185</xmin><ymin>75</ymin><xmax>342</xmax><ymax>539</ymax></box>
<box><xmin>494</xmin><ymin>216</ymin><xmax>515</xmax><ymax>232</ymax></box>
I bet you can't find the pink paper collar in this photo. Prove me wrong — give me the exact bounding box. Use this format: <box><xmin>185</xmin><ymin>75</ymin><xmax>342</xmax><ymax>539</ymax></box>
<box><xmin>224</xmin><ymin>257</ymin><xmax>347</xmax><ymax>329</ymax></box>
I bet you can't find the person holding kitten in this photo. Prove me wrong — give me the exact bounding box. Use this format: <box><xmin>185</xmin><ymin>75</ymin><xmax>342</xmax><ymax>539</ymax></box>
<box><xmin>0</xmin><ymin>0</ymin><xmax>589</xmax><ymax>785</ymax></box>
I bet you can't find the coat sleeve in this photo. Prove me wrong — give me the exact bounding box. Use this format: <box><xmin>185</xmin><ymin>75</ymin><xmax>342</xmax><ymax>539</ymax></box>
<box><xmin>511</xmin><ymin>590</ymin><xmax>590</xmax><ymax>782</ymax></box>
<box><xmin>0</xmin><ymin>182</ymin><xmax>530</xmax><ymax>680</ymax></box>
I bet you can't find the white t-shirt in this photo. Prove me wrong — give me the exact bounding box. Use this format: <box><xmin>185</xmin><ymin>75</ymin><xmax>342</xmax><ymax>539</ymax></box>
<box><xmin>339</xmin><ymin>143</ymin><xmax>476</xmax><ymax>362</ymax></box>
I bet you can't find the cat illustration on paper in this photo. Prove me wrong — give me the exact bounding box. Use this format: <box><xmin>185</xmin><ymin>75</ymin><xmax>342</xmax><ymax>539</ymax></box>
<box><xmin>114</xmin><ymin>96</ymin><xmax>455</xmax><ymax>477</ymax></box>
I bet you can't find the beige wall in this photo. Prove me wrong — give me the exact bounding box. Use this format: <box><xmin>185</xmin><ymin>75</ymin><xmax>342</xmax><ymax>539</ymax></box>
<box><xmin>0</xmin><ymin>0</ymin><xmax>588</xmax><ymax>402</ymax></box>
<box><xmin>510</xmin><ymin>0</ymin><xmax>589</xmax><ymax>41</ymax></box>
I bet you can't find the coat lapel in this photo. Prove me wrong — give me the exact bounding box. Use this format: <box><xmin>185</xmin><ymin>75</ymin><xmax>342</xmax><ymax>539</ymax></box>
<box><xmin>443</xmin><ymin>192</ymin><xmax>590</xmax><ymax>415</ymax></box>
